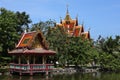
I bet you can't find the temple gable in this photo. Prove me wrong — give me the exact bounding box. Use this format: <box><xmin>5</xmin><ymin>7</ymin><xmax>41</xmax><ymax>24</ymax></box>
<box><xmin>16</xmin><ymin>31</ymin><xmax>48</xmax><ymax>49</ymax></box>
<box><xmin>56</xmin><ymin>8</ymin><xmax>90</xmax><ymax>39</ymax></box>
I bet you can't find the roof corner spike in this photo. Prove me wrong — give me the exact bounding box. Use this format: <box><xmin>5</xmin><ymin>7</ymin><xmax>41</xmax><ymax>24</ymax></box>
<box><xmin>76</xmin><ymin>14</ymin><xmax>78</xmax><ymax>26</ymax></box>
<box><xmin>60</xmin><ymin>17</ymin><xmax>62</xmax><ymax>24</ymax></box>
<box><xmin>82</xmin><ymin>21</ymin><xmax>84</xmax><ymax>27</ymax></box>
<box><xmin>88</xmin><ymin>28</ymin><xmax>91</xmax><ymax>39</ymax></box>
<box><xmin>76</xmin><ymin>14</ymin><xmax>78</xmax><ymax>19</ymax></box>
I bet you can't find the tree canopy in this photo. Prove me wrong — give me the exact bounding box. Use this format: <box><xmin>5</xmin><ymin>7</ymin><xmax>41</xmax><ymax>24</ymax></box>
<box><xmin>0</xmin><ymin>8</ymin><xmax>31</xmax><ymax>57</ymax></box>
<box><xmin>46</xmin><ymin>26</ymin><xmax>97</xmax><ymax>67</ymax></box>
<box><xmin>95</xmin><ymin>35</ymin><xmax>120</xmax><ymax>71</ymax></box>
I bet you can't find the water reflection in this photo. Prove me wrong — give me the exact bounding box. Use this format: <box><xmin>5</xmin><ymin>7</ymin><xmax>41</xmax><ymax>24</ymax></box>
<box><xmin>0</xmin><ymin>75</ymin><xmax>50</xmax><ymax>80</ymax></box>
<box><xmin>92</xmin><ymin>72</ymin><xmax>101</xmax><ymax>78</ymax></box>
<box><xmin>0</xmin><ymin>72</ymin><xmax>120</xmax><ymax>80</ymax></box>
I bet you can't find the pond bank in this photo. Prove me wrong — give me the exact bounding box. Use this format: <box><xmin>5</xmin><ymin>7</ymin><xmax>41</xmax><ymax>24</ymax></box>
<box><xmin>52</xmin><ymin>68</ymin><xmax>99</xmax><ymax>75</ymax></box>
<box><xmin>0</xmin><ymin>67</ymin><xmax>99</xmax><ymax>76</ymax></box>
<box><xmin>0</xmin><ymin>69</ymin><xmax>9</xmax><ymax>76</ymax></box>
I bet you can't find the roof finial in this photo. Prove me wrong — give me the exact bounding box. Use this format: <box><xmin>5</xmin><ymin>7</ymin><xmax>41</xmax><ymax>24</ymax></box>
<box><xmin>66</xmin><ymin>4</ymin><xmax>69</xmax><ymax>14</ymax></box>
<box><xmin>82</xmin><ymin>20</ymin><xmax>84</xmax><ymax>27</ymax></box>
<box><xmin>24</xmin><ymin>29</ymin><xmax>27</xmax><ymax>33</ymax></box>
<box><xmin>64</xmin><ymin>4</ymin><xmax>71</xmax><ymax>20</ymax></box>
<box><xmin>60</xmin><ymin>16</ymin><xmax>62</xmax><ymax>24</ymax></box>
<box><xmin>76</xmin><ymin>14</ymin><xmax>78</xmax><ymax>26</ymax></box>
<box><xmin>76</xmin><ymin>14</ymin><xmax>79</xmax><ymax>19</ymax></box>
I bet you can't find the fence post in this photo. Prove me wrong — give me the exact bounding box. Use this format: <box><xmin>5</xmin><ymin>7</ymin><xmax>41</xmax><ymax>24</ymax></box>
<box><xmin>46</xmin><ymin>64</ymin><xmax>49</xmax><ymax>76</ymax></box>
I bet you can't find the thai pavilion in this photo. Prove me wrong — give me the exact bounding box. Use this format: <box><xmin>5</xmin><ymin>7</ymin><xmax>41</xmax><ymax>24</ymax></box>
<box><xmin>9</xmin><ymin>30</ymin><xmax>56</xmax><ymax>76</ymax></box>
<box><xmin>56</xmin><ymin>7</ymin><xmax>90</xmax><ymax>39</ymax></box>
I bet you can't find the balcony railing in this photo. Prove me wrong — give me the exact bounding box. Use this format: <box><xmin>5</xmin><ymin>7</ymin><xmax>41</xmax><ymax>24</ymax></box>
<box><xmin>9</xmin><ymin>63</ymin><xmax>54</xmax><ymax>73</ymax></box>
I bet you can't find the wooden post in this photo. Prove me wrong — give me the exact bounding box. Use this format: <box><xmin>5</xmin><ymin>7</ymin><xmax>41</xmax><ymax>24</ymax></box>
<box><xmin>30</xmin><ymin>65</ymin><xmax>33</xmax><ymax>76</ymax></box>
<box><xmin>19</xmin><ymin>71</ymin><xmax>22</xmax><ymax>76</ymax></box>
<box><xmin>18</xmin><ymin>56</ymin><xmax>21</xmax><ymax>64</ymax></box>
<box><xmin>46</xmin><ymin>71</ymin><xmax>49</xmax><ymax>76</ymax></box>
<box><xmin>33</xmin><ymin>56</ymin><xmax>36</xmax><ymax>64</ymax></box>
<box><xmin>42</xmin><ymin>56</ymin><xmax>46</xmax><ymax>64</ymax></box>
<box><xmin>42</xmin><ymin>56</ymin><xmax>44</xmax><ymax>64</ymax></box>
<box><xmin>18</xmin><ymin>56</ymin><xmax>22</xmax><ymax>76</ymax></box>
<box><xmin>27</xmin><ymin>56</ymin><xmax>33</xmax><ymax>75</ymax></box>
<box><xmin>27</xmin><ymin>56</ymin><xmax>30</xmax><ymax>64</ymax></box>
<box><xmin>46</xmin><ymin>64</ymin><xmax>49</xmax><ymax>76</ymax></box>
<box><xmin>30</xmin><ymin>72</ymin><xmax>33</xmax><ymax>76</ymax></box>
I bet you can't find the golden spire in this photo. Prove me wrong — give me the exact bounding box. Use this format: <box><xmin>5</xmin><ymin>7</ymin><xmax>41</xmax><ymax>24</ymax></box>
<box><xmin>66</xmin><ymin>4</ymin><xmax>69</xmax><ymax>15</ymax></box>
<box><xmin>64</xmin><ymin>4</ymin><xmax>71</xmax><ymax>20</ymax></box>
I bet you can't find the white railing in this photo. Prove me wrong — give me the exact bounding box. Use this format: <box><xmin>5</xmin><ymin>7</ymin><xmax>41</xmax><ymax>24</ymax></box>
<box><xmin>9</xmin><ymin>63</ymin><xmax>54</xmax><ymax>71</ymax></box>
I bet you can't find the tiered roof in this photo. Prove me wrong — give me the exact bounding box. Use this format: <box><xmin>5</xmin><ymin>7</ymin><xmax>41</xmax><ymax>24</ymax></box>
<box><xmin>9</xmin><ymin>30</ymin><xmax>56</xmax><ymax>55</ymax></box>
<box><xmin>57</xmin><ymin>8</ymin><xmax>90</xmax><ymax>39</ymax></box>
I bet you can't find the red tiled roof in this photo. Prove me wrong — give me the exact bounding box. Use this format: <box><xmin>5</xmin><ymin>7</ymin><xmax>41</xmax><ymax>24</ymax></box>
<box><xmin>54</xmin><ymin>9</ymin><xmax>91</xmax><ymax>39</ymax></box>
<box><xmin>81</xmin><ymin>31</ymin><xmax>90</xmax><ymax>39</ymax></box>
<box><xmin>9</xmin><ymin>31</ymin><xmax>56</xmax><ymax>55</ymax></box>
<box><xmin>16</xmin><ymin>31</ymin><xmax>36</xmax><ymax>48</ymax></box>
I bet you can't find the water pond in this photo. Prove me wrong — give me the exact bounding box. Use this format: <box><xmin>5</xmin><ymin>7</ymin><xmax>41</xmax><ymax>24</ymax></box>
<box><xmin>0</xmin><ymin>72</ymin><xmax>120</xmax><ymax>80</ymax></box>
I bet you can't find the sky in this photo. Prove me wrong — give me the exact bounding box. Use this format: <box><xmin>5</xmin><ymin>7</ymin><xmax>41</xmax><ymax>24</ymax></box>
<box><xmin>0</xmin><ymin>0</ymin><xmax>120</xmax><ymax>40</ymax></box>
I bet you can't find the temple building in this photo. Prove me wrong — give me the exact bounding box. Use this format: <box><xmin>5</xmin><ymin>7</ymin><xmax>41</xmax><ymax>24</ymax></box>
<box><xmin>56</xmin><ymin>8</ymin><xmax>90</xmax><ymax>39</ymax></box>
<box><xmin>9</xmin><ymin>30</ymin><xmax>56</xmax><ymax>76</ymax></box>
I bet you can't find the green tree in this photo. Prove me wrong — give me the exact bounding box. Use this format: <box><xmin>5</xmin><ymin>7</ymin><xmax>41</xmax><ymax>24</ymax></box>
<box><xmin>96</xmin><ymin>35</ymin><xmax>120</xmax><ymax>71</ymax></box>
<box><xmin>0</xmin><ymin>8</ymin><xmax>18</xmax><ymax>55</ymax></box>
<box><xmin>46</xmin><ymin>26</ymin><xmax>68</xmax><ymax>67</ymax></box>
<box><xmin>0</xmin><ymin>8</ymin><xmax>32</xmax><ymax>55</ymax></box>
<box><xmin>46</xmin><ymin>25</ymin><xmax>97</xmax><ymax>68</ymax></box>
<box><xmin>0</xmin><ymin>8</ymin><xmax>32</xmax><ymax>65</ymax></box>
<box><xmin>16</xmin><ymin>11</ymin><xmax>31</xmax><ymax>33</ymax></box>
<box><xmin>68</xmin><ymin>37</ymin><xmax>96</xmax><ymax>67</ymax></box>
<box><xmin>31</xmin><ymin>19</ymin><xmax>55</xmax><ymax>35</ymax></box>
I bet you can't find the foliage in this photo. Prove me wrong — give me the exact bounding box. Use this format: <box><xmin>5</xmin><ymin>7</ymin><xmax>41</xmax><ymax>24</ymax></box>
<box><xmin>30</xmin><ymin>19</ymin><xmax>55</xmax><ymax>35</ymax></box>
<box><xmin>96</xmin><ymin>35</ymin><xmax>120</xmax><ymax>71</ymax></box>
<box><xmin>0</xmin><ymin>8</ymin><xmax>31</xmax><ymax>65</ymax></box>
<box><xmin>68</xmin><ymin>37</ymin><xmax>89</xmax><ymax>65</ymax></box>
<box><xmin>46</xmin><ymin>26</ymin><xmax>68</xmax><ymax>66</ymax></box>
<box><xmin>46</xmin><ymin>26</ymin><xmax>97</xmax><ymax>67</ymax></box>
<box><xmin>16</xmin><ymin>11</ymin><xmax>32</xmax><ymax>34</ymax></box>
<box><xmin>0</xmin><ymin>8</ymin><xmax>31</xmax><ymax>54</ymax></box>
<box><xmin>0</xmin><ymin>8</ymin><xmax>18</xmax><ymax>55</ymax></box>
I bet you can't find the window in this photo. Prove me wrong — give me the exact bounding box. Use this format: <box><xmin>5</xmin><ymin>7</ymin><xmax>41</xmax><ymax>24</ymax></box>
<box><xmin>22</xmin><ymin>38</ymin><xmax>30</xmax><ymax>44</ymax></box>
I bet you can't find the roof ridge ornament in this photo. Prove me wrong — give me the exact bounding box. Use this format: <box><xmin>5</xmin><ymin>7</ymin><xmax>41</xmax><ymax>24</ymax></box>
<box><xmin>24</xmin><ymin>29</ymin><xmax>27</xmax><ymax>33</ymax></box>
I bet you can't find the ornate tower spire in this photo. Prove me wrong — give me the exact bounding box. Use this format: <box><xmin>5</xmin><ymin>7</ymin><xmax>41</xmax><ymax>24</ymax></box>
<box><xmin>64</xmin><ymin>4</ymin><xmax>71</xmax><ymax>20</ymax></box>
<box><xmin>66</xmin><ymin>4</ymin><xmax>69</xmax><ymax>15</ymax></box>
